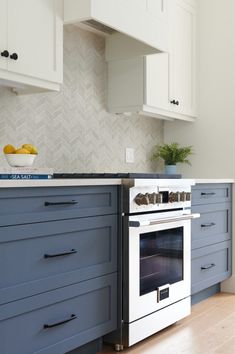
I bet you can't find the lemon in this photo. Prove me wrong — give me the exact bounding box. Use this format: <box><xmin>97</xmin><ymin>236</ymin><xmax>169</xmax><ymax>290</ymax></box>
<box><xmin>22</xmin><ymin>144</ymin><xmax>38</xmax><ymax>155</ymax></box>
<box><xmin>3</xmin><ymin>144</ymin><xmax>16</xmax><ymax>154</ymax></box>
<box><xmin>15</xmin><ymin>148</ymin><xmax>31</xmax><ymax>154</ymax></box>
<box><xmin>29</xmin><ymin>146</ymin><xmax>38</xmax><ymax>155</ymax></box>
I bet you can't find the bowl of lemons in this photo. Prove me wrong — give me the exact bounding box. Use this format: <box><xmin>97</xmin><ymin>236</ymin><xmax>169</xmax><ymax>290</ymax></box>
<box><xmin>3</xmin><ymin>144</ymin><xmax>38</xmax><ymax>167</ymax></box>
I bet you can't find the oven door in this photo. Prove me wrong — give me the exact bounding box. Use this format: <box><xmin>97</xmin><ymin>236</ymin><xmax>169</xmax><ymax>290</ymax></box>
<box><xmin>126</xmin><ymin>212</ymin><xmax>199</xmax><ymax>323</ymax></box>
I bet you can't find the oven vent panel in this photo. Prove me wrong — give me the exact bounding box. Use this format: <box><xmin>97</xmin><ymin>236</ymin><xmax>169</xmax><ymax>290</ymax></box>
<box><xmin>81</xmin><ymin>19</ymin><xmax>117</xmax><ymax>35</ymax></box>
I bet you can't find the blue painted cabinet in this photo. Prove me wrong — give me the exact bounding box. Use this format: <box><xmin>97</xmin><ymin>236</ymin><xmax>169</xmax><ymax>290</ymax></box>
<box><xmin>0</xmin><ymin>185</ymin><xmax>119</xmax><ymax>354</ymax></box>
<box><xmin>0</xmin><ymin>185</ymin><xmax>118</xmax><ymax>226</ymax></box>
<box><xmin>191</xmin><ymin>184</ymin><xmax>232</xmax><ymax>299</ymax></box>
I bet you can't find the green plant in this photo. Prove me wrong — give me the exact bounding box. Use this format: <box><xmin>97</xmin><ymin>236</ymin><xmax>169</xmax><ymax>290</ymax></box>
<box><xmin>152</xmin><ymin>142</ymin><xmax>193</xmax><ymax>166</ymax></box>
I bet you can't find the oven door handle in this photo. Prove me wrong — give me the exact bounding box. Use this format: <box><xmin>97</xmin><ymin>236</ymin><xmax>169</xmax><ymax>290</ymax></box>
<box><xmin>129</xmin><ymin>213</ymin><xmax>200</xmax><ymax>227</ymax></box>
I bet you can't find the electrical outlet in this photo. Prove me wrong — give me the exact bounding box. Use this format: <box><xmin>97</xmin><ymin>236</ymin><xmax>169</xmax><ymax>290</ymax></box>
<box><xmin>126</xmin><ymin>148</ymin><xmax>135</xmax><ymax>163</ymax></box>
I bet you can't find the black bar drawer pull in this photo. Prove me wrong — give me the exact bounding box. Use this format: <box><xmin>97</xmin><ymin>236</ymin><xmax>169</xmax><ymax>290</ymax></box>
<box><xmin>201</xmin><ymin>222</ymin><xmax>216</xmax><ymax>228</ymax></box>
<box><xmin>44</xmin><ymin>314</ymin><xmax>77</xmax><ymax>329</ymax></box>
<box><xmin>44</xmin><ymin>200</ymin><xmax>78</xmax><ymax>207</ymax></box>
<box><xmin>201</xmin><ymin>192</ymin><xmax>216</xmax><ymax>196</ymax></box>
<box><xmin>44</xmin><ymin>249</ymin><xmax>77</xmax><ymax>259</ymax></box>
<box><xmin>201</xmin><ymin>263</ymin><xmax>216</xmax><ymax>270</ymax></box>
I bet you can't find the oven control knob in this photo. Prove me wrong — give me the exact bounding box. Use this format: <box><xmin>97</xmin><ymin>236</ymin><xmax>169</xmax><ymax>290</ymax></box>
<box><xmin>148</xmin><ymin>193</ymin><xmax>156</xmax><ymax>204</ymax></box>
<box><xmin>134</xmin><ymin>193</ymin><xmax>142</xmax><ymax>206</ymax></box>
<box><xmin>148</xmin><ymin>193</ymin><xmax>163</xmax><ymax>204</ymax></box>
<box><xmin>134</xmin><ymin>193</ymin><xmax>150</xmax><ymax>206</ymax></box>
<box><xmin>186</xmin><ymin>192</ymin><xmax>191</xmax><ymax>201</ymax></box>
<box><xmin>169</xmin><ymin>192</ymin><xmax>180</xmax><ymax>203</ymax></box>
<box><xmin>178</xmin><ymin>191</ymin><xmax>191</xmax><ymax>202</ymax></box>
<box><xmin>156</xmin><ymin>193</ymin><xmax>163</xmax><ymax>204</ymax></box>
<box><xmin>180</xmin><ymin>192</ymin><xmax>187</xmax><ymax>202</ymax></box>
<box><xmin>169</xmin><ymin>192</ymin><xmax>174</xmax><ymax>203</ymax></box>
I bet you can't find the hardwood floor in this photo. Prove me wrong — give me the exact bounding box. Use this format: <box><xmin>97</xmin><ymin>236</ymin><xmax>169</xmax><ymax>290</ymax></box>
<box><xmin>100</xmin><ymin>293</ymin><xmax>235</xmax><ymax>354</ymax></box>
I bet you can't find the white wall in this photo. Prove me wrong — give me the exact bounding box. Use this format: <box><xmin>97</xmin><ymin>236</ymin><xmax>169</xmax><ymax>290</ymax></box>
<box><xmin>164</xmin><ymin>0</ymin><xmax>235</xmax><ymax>179</ymax></box>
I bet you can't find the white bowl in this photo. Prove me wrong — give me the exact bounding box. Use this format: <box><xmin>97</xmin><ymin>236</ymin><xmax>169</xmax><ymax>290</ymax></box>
<box><xmin>4</xmin><ymin>154</ymin><xmax>37</xmax><ymax>167</ymax></box>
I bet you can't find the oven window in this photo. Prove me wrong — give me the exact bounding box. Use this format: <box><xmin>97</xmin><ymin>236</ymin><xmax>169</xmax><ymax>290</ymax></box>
<box><xmin>140</xmin><ymin>227</ymin><xmax>183</xmax><ymax>296</ymax></box>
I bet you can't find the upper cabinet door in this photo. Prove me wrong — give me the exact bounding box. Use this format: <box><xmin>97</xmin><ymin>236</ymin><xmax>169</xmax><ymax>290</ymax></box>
<box><xmin>145</xmin><ymin>53</ymin><xmax>170</xmax><ymax>112</ymax></box>
<box><xmin>7</xmin><ymin>0</ymin><xmax>63</xmax><ymax>83</ymax></box>
<box><xmin>0</xmin><ymin>0</ymin><xmax>8</xmax><ymax>70</ymax></box>
<box><xmin>169</xmin><ymin>0</ymin><xmax>196</xmax><ymax>117</ymax></box>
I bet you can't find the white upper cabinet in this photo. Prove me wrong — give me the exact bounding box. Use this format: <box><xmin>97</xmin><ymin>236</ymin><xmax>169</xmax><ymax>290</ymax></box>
<box><xmin>107</xmin><ymin>0</ymin><xmax>197</xmax><ymax>121</ymax></box>
<box><xmin>7</xmin><ymin>0</ymin><xmax>63</xmax><ymax>84</ymax></box>
<box><xmin>169</xmin><ymin>0</ymin><xmax>196</xmax><ymax>117</ymax></box>
<box><xmin>0</xmin><ymin>0</ymin><xmax>7</xmax><ymax>71</ymax></box>
<box><xmin>0</xmin><ymin>0</ymin><xmax>63</xmax><ymax>93</ymax></box>
<box><xmin>107</xmin><ymin>55</ymin><xmax>181</xmax><ymax>121</ymax></box>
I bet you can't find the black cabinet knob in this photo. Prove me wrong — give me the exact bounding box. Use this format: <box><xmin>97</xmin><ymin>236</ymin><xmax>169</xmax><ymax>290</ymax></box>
<box><xmin>1</xmin><ymin>50</ymin><xmax>9</xmax><ymax>58</ymax></box>
<box><xmin>10</xmin><ymin>53</ymin><xmax>18</xmax><ymax>60</ymax></box>
<box><xmin>170</xmin><ymin>99</ymin><xmax>180</xmax><ymax>106</ymax></box>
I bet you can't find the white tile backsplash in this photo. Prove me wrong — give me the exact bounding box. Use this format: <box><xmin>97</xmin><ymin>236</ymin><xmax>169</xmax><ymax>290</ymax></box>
<box><xmin>0</xmin><ymin>25</ymin><xmax>163</xmax><ymax>172</ymax></box>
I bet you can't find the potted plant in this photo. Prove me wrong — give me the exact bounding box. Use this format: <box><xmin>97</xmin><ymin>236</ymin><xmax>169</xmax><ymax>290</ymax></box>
<box><xmin>151</xmin><ymin>142</ymin><xmax>193</xmax><ymax>174</ymax></box>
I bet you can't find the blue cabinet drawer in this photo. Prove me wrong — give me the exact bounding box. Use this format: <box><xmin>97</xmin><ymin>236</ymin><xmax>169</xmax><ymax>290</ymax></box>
<box><xmin>0</xmin><ymin>186</ymin><xmax>118</xmax><ymax>226</ymax></box>
<box><xmin>192</xmin><ymin>184</ymin><xmax>231</xmax><ymax>205</ymax></box>
<box><xmin>0</xmin><ymin>273</ymin><xmax>117</xmax><ymax>354</ymax></box>
<box><xmin>0</xmin><ymin>215</ymin><xmax>117</xmax><ymax>305</ymax></box>
<box><xmin>191</xmin><ymin>241</ymin><xmax>231</xmax><ymax>294</ymax></box>
<box><xmin>191</xmin><ymin>202</ymin><xmax>231</xmax><ymax>249</ymax></box>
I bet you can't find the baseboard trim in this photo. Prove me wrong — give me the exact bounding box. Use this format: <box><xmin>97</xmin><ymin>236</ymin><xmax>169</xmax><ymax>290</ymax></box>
<box><xmin>192</xmin><ymin>284</ymin><xmax>220</xmax><ymax>305</ymax></box>
<box><xmin>221</xmin><ymin>275</ymin><xmax>235</xmax><ymax>293</ymax></box>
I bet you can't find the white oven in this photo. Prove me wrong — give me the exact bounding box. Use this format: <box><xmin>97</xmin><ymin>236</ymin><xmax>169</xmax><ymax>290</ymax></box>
<box><xmin>122</xmin><ymin>209</ymin><xmax>199</xmax><ymax>346</ymax></box>
<box><xmin>127</xmin><ymin>210</ymin><xmax>200</xmax><ymax>322</ymax></box>
<box><xmin>105</xmin><ymin>178</ymin><xmax>200</xmax><ymax>351</ymax></box>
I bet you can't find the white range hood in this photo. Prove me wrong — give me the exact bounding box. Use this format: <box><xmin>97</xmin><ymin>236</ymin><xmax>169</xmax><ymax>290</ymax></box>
<box><xmin>64</xmin><ymin>0</ymin><xmax>168</xmax><ymax>57</ymax></box>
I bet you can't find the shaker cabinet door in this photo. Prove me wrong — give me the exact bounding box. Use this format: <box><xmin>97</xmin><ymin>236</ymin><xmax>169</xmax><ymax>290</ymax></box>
<box><xmin>169</xmin><ymin>0</ymin><xmax>196</xmax><ymax>117</ymax></box>
<box><xmin>145</xmin><ymin>53</ymin><xmax>170</xmax><ymax>112</ymax></box>
<box><xmin>145</xmin><ymin>0</ymin><xmax>196</xmax><ymax>120</ymax></box>
<box><xmin>7</xmin><ymin>0</ymin><xmax>63</xmax><ymax>83</ymax></box>
<box><xmin>0</xmin><ymin>0</ymin><xmax>8</xmax><ymax>70</ymax></box>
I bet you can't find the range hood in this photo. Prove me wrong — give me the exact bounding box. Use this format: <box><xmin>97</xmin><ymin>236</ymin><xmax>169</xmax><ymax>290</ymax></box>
<box><xmin>64</xmin><ymin>0</ymin><xmax>168</xmax><ymax>57</ymax></box>
<box><xmin>79</xmin><ymin>19</ymin><xmax>117</xmax><ymax>35</ymax></box>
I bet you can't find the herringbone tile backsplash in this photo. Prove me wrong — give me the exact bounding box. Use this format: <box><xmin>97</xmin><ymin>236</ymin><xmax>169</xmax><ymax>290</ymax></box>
<box><xmin>0</xmin><ymin>26</ymin><xmax>163</xmax><ymax>172</ymax></box>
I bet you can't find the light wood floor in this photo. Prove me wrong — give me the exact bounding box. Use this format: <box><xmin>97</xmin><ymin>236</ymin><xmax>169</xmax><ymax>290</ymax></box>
<box><xmin>100</xmin><ymin>293</ymin><xmax>235</xmax><ymax>354</ymax></box>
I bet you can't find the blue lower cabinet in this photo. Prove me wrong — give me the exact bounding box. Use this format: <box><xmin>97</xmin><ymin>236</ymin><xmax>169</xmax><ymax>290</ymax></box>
<box><xmin>191</xmin><ymin>202</ymin><xmax>231</xmax><ymax>249</ymax></box>
<box><xmin>0</xmin><ymin>186</ymin><xmax>118</xmax><ymax>226</ymax></box>
<box><xmin>0</xmin><ymin>185</ymin><xmax>119</xmax><ymax>354</ymax></box>
<box><xmin>0</xmin><ymin>273</ymin><xmax>117</xmax><ymax>354</ymax></box>
<box><xmin>191</xmin><ymin>183</ymin><xmax>232</xmax><ymax>302</ymax></box>
<box><xmin>0</xmin><ymin>215</ymin><xmax>117</xmax><ymax>305</ymax></box>
<box><xmin>191</xmin><ymin>184</ymin><xmax>231</xmax><ymax>205</ymax></box>
<box><xmin>191</xmin><ymin>241</ymin><xmax>231</xmax><ymax>294</ymax></box>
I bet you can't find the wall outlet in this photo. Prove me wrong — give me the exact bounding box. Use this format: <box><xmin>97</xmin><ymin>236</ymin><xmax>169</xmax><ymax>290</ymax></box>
<box><xmin>126</xmin><ymin>147</ymin><xmax>135</xmax><ymax>163</ymax></box>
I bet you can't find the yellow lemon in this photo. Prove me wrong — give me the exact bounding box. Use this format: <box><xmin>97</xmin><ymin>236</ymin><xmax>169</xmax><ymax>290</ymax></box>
<box><xmin>3</xmin><ymin>144</ymin><xmax>16</xmax><ymax>154</ymax></box>
<box><xmin>30</xmin><ymin>146</ymin><xmax>38</xmax><ymax>155</ymax></box>
<box><xmin>15</xmin><ymin>148</ymin><xmax>31</xmax><ymax>154</ymax></box>
<box><xmin>22</xmin><ymin>144</ymin><xmax>38</xmax><ymax>155</ymax></box>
